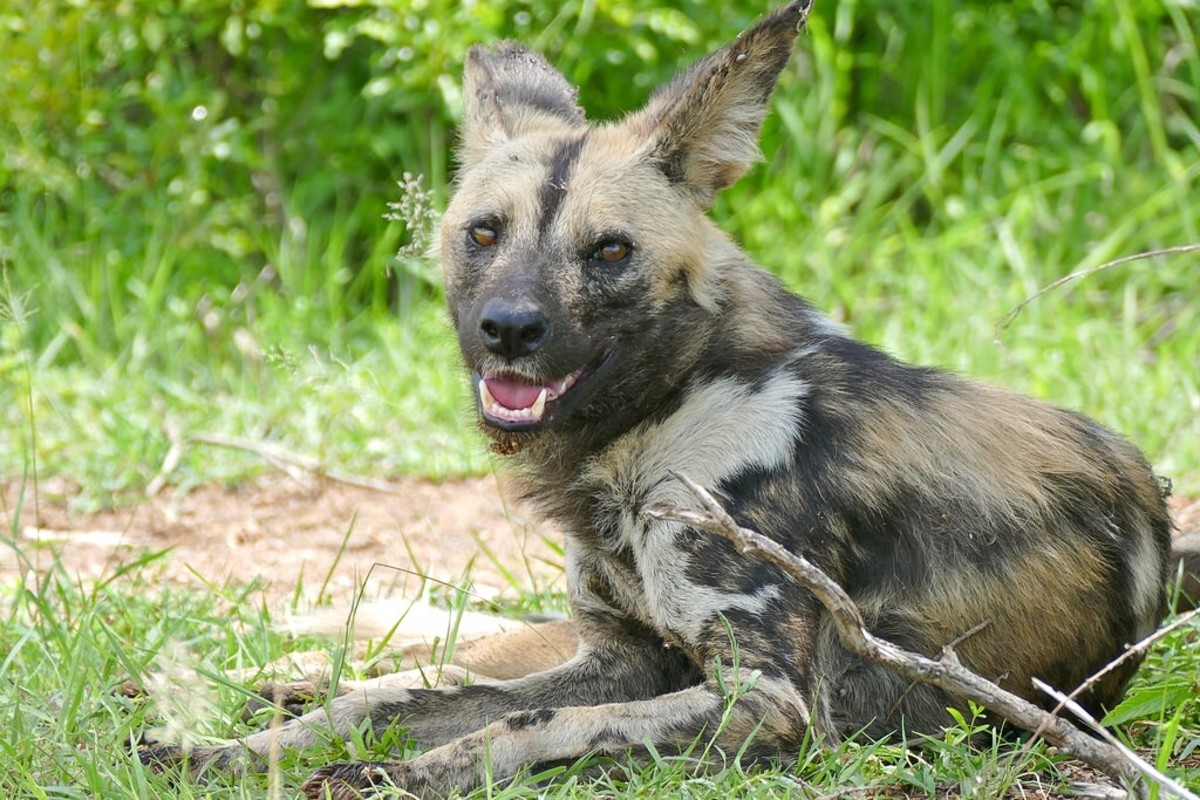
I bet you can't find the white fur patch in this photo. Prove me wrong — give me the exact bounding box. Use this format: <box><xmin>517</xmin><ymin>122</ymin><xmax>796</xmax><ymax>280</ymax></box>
<box><xmin>587</xmin><ymin>369</ymin><xmax>808</xmax><ymax>644</ymax></box>
<box><xmin>1127</xmin><ymin>523</ymin><xmax>1165</xmax><ymax>638</ymax></box>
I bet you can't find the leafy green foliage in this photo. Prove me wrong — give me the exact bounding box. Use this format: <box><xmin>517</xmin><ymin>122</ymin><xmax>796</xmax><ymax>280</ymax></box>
<box><xmin>1</xmin><ymin>1</ymin><xmax>1198</xmax><ymax>495</ymax></box>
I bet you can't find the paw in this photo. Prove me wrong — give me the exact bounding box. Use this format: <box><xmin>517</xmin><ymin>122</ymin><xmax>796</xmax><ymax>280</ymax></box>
<box><xmin>244</xmin><ymin>679</ymin><xmax>332</xmax><ymax>720</ymax></box>
<box><xmin>137</xmin><ymin>742</ymin><xmax>247</xmax><ymax>777</ymax></box>
<box><xmin>137</xmin><ymin>742</ymin><xmax>188</xmax><ymax>772</ymax></box>
<box><xmin>302</xmin><ymin>761</ymin><xmax>409</xmax><ymax>800</ymax></box>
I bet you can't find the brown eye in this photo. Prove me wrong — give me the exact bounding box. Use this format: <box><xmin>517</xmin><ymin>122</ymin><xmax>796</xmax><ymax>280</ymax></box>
<box><xmin>593</xmin><ymin>240</ymin><xmax>632</xmax><ymax>264</ymax></box>
<box><xmin>469</xmin><ymin>225</ymin><xmax>498</xmax><ymax>247</ymax></box>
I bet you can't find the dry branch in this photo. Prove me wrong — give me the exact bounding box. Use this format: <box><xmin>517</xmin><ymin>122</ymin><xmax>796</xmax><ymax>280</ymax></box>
<box><xmin>643</xmin><ymin>471</ymin><xmax>1191</xmax><ymax>799</ymax></box>
<box><xmin>1051</xmin><ymin>606</ymin><xmax>1200</xmax><ymax>719</ymax></box>
<box><xmin>1012</xmin><ymin>604</ymin><xmax>1200</xmax><ymax>787</ymax></box>
<box><xmin>188</xmin><ymin>432</ymin><xmax>399</xmax><ymax>495</ymax></box>
<box><xmin>1033</xmin><ymin>679</ymin><xmax>1197</xmax><ymax>800</ymax></box>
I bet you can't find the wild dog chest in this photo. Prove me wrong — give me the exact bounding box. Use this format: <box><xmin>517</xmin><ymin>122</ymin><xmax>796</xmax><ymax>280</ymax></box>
<box><xmin>563</xmin><ymin>370</ymin><xmax>810</xmax><ymax>650</ymax></box>
<box><xmin>565</xmin><ymin>511</ymin><xmax>787</xmax><ymax>658</ymax></box>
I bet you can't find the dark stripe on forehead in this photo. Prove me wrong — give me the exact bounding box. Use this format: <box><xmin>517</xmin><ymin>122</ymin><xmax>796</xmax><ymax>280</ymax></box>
<box><xmin>537</xmin><ymin>133</ymin><xmax>588</xmax><ymax>237</ymax></box>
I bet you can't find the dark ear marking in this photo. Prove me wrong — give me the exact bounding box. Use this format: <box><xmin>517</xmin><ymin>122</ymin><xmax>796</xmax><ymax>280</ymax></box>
<box><xmin>461</xmin><ymin>42</ymin><xmax>586</xmax><ymax>164</ymax></box>
<box><xmin>633</xmin><ymin>0</ymin><xmax>813</xmax><ymax>205</ymax></box>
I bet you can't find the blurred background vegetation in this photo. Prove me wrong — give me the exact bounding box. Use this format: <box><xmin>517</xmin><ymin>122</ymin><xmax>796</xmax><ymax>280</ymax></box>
<box><xmin>2</xmin><ymin>0</ymin><xmax>1198</xmax><ymax>506</ymax></box>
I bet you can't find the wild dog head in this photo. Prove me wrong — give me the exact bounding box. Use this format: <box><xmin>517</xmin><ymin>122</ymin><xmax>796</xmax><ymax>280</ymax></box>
<box><xmin>440</xmin><ymin>1</ymin><xmax>813</xmax><ymax>453</ymax></box>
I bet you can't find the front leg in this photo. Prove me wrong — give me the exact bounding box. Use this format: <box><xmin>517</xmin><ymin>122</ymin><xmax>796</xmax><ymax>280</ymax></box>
<box><xmin>299</xmin><ymin>585</ymin><xmax>813</xmax><ymax>798</ymax></box>
<box><xmin>139</xmin><ymin>613</ymin><xmax>692</xmax><ymax>777</ymax></box>
<box><xmin>302</xmin><ymin>671</ymin><xmax>809</xmax><ymax>800</ymax></box>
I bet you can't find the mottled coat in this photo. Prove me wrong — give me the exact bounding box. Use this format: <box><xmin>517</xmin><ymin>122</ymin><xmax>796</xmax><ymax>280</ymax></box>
<box><xmin>141</xmin><ymin>3</ymin><xmax>1174</xmax><ymax>797</ymax></box>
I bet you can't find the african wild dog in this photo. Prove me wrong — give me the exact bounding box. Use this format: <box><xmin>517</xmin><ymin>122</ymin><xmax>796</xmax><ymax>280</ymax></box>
<box><xmin>141</xmin><ymin>2</ymin><xmax>1176</xmax><ymax>797</ymax></box>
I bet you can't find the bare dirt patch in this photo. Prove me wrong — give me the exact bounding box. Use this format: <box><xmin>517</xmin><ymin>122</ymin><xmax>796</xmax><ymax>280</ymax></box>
<box><xmin>3</xmin><ymin>474</ymin><xmax>1198</xmax><ymax>615</ymax></box>
<box><xmin>2</xmin><ymin>473</ymin><xmax>565</xmax><ymax>611</ymax></box>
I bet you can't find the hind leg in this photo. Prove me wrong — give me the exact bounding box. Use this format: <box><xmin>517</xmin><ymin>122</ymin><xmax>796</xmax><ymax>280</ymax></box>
<box><xmin>811</xmin><ymin>619</ymin><xmax>956</xmax><ymax>740</ymax></box>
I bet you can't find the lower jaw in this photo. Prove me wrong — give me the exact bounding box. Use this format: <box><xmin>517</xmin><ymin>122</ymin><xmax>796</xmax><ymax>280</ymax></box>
<box><xmin>473</xmin><ymin>350</ymin><xmax>619</xmax><ymax>435</ymax></box>
<box><xmin>483</xmin><ymin>425</ymin><xmax>533</xmax><ymax>456</ymax></box>
<box><xmin>479</xmin><ymin>408</ymin><xmax>552</xmax><ymax>433</ymax></box>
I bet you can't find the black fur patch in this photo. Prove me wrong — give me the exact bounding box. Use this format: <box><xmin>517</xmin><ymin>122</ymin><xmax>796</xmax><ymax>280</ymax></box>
<box><xmin>537</xmin><ymin>134</ymin><xmax>588</xmax><ymax>238</ymax></box>
<box><xmin>506</xmin><ymin>708</ymin><xmax>557</xmax><ymax>730</ymax></box>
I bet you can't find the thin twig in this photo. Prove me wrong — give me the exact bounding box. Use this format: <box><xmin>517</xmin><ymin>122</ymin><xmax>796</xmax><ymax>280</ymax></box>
<box><xmin>1065</xmin><ymin>606</ymin><xmax>1199</xmax><ymax>712</ymax></box>
<box><xmin>645</xmin><ymin>472</ymin><xmax>1155</xmax><ymax>795</ymax></box>
<box><xmin>190</xmin><ymin>432</ymin><xmax>399</xmax><ymax>494</ymax></box>
<box><xmin>1008</xmin><ymin>602</ymin><xmax>1200</xmax><ymax>788</ymax></box>
<box><xmin>146</xmin><ymin>421</ymin><xmax>184</xmax><ymax>497</ymax></box>
<box><xmin>996</xmin><ymin>243</ymin><xmax>1200</xmax><ymax>332</ymax></box>
<box><xmin>192</xmin><ymin>432</ymin><xmax>313</xmax><ymax>485</ymax></box>
<box><xmin>1033</xmin><ymin>679</ymin><xmax>1198</xmax><ymax>800</ymax></box>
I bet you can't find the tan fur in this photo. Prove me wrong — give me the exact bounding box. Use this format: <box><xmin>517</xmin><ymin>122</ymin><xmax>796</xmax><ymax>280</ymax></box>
<box><xmin>561</xmin><ymin>127</ymin><xmax>726</xmax><ymax>311</ymax></box>
<box><xmin>897</xmin><ymin>544</ymin><xmax>1113</xmax><ymax>676</ymax></box>
<box><xmin>837</xmin><ymin>384</ymin><xmax>1110</xmax><ymax>523</ymax></box>
<box><xmin>449</xmin><ymin>619</ymin><xmax>578</xmax><ymax>679</ymax></box>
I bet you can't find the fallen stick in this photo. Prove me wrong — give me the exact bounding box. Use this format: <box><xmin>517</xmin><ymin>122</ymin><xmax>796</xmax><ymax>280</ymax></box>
<box><xmin>644</xmin><ymin>471</ymin><xmax>1191</xmax><ymax>799</ymax></box>
<box><xmin>188</xmin><ymin>432</ymin><xmax>400</xmax><ymax>495</ymax></box>
<box><xmin>1009</xmin><ymin>603</ymin><xmax>1200</xmax><ymax>786</ymax></box>
<box><xmin>1043</xmin><ymin>605</ymin><xmax>1199</xmax><ymax>725</ymax></box>
<box><xmin>1033</xmin><ymin>679</ymin><xmax>1197</xmax><ymax>800</ymax></box>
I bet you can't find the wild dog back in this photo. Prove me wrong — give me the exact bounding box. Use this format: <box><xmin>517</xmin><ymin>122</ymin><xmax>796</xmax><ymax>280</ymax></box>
<box><xmin>440</xmin><ymin>0</ymin><xmax>1171</xmax><ymax>739</ymax></box>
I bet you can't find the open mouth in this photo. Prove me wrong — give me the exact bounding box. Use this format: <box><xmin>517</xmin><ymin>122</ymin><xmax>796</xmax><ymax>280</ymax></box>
<box><xmin>473</xmin><ymin>351</ymin><xmax>616</xmax><ymax>431</ymax></box>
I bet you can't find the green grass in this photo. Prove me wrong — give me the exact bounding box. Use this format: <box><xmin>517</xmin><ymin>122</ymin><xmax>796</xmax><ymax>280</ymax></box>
<box><xmin>2</xmin><ymin>297</ymin><xmax>490</xmax><ymax>511</ymax></box>
<box><xmin>0</xmin><ymin>530</ymin><xmax>1197</xmax><ymax>798</ymax></box>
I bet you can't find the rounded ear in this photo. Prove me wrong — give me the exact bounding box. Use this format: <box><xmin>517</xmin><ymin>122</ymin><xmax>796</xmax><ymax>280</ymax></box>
<box><xmin>461</xmin><ymin>43</ymin><xmax>586</xmax><ymax>165</ymax></box>
<box><xmin>629</xmin><ymin>1</ymin><xmax>812</xmax><ymax>206</ymax></box>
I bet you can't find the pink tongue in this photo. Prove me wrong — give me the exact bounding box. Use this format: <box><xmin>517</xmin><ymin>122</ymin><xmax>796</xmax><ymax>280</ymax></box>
<box><xmin>485</xmin><ymin>377</ymin><xmax>544</xmax><ymax>410</ymax></box>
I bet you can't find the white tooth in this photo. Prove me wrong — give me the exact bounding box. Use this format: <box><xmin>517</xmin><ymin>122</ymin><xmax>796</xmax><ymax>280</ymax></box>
<box><xmin>531</xmin><ymin>388</ymin><xmax>548</xmax><ymax>420</ymax></box>
<box><xmin>480</xmin><ymin>380</ymin><xmax>497</xmax><ymax>412</ymax></box>
<box><xmin>550</xmin><ymin>370</ymin><xmax>580</xmax><ymax>399</ymax></box>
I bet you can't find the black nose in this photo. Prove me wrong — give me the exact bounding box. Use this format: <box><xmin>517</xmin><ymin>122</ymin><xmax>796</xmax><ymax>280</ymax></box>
<box><xmin>479</xmin><ymin>298</ymin><xmax>549</xmax><ymax>358</ymax></box>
